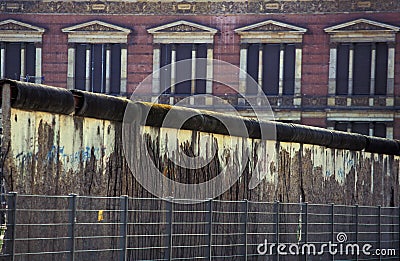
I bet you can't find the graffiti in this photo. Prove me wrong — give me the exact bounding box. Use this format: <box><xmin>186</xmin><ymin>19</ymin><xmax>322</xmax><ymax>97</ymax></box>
<box><xmin>16</xmin><ymin>145</ymin><xmax>106</xmax><ymax>164</ymax></box>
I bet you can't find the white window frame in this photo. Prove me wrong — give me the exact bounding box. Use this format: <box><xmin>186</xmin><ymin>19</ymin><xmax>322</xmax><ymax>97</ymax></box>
<box><xmin>0</xmin><ymin>19</ymin><xmax>45</xmax><ymax>83</ymax></box>
<box><xmin>148</xmin><ymin>20</ymin><xmax>218</xmax><ymax>105</ymax></box>
<box><xmin>62</xmin><ymin>20</ymin><xmax>131</xmax><ymax>94</ymax></box>
<box><xmin>324</xmin><ymin>18</ymin><xmax>400</xmax><ymax>107</ymax></box>
<box><xmin>235</xmin><ymin>20</ymin><xmax>307</xmax><ymax>106</ymax></box>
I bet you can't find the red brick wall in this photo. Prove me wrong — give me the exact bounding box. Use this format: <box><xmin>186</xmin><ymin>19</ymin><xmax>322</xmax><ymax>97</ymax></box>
<box><xmin>1</xmin><ymin>13</ymin><xmax>399</xmax><ymax>95</ymax></box>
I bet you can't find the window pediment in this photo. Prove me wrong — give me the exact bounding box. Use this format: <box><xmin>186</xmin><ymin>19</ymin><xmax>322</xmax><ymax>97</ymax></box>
<box><xmin>0</xmin><ymin>19</ymin><xmax>45</xmax><ymax>42</ymax></box>
<box><xmin>324</xmin><ymin>19</ymin><xmax>400</xmax><ymax>42</ymax></box>
<box><xmin>62</xmin><ymin>20</ymin><xmax>131</xmax><ymax>43</ymax></box>
<box><xmin>148</xmin><ymin>20</ymin><xmax>217</xmax><ymax>43</ymax></box>
<box><xmin>235</xmin><ymin>20</ymin><xmax>307</xmax><ymax>43</ymax></box>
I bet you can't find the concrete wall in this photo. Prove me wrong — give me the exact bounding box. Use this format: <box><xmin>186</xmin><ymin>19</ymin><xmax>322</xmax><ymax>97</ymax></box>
<box><xmin>2</xmin><ymin>91</ymin><xmax>399</xmax><ymax>206</ymax></box>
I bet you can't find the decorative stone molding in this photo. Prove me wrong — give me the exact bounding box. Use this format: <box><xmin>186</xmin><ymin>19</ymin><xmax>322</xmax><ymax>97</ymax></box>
<box><xmin>148</xmin><ymin>20</ymin><xmax>217</xmax><ymax>44</ymax></box>
<box><xmin>62</xmin><ymin>20</ymin><xmax>131</xmax><ymax>44</ymax></box>
<box><xmin>1</xmin><ymin>0</ymin><xmax>400</xmax><ymax>14</ymax></box>
<box><xmin>324</xmin><ymin>18</ymin><xmax>400</xmax><ymax>43</ymax></box>
<box><xmin>0</xmin><ymin>19</ymin><xmax>45</xmax><ymax>42</ymax></box>
<box><xmin>235</xmin><ymin>20</ymin><xmax>307</xmax><ymax>43</ymax></box>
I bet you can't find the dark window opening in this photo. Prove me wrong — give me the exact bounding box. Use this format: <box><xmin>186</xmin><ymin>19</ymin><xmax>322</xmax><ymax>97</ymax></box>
<box><xmin>353</xmin><ymin>43</ymin><xmax>371</xmax><ymax>95</ymax></box>
<box><xmin>336</xmin><ymin>44</ymin><xmax>350</xmax><ymax>95</ymax></box>
<box><xmin>175</xmin><ymin>43</ymin><xmax>192</xmax><ymax>95</ymax></box>
<box><xmin>159</xmin><ymin>43</ymin><xmax>208</xmax><ymax>95</ymax></box>
<box><xmin>5</xmin><ymin>43</ymin><xmax>21</xmax><ymax>80</ymax></box>
<box><xmin>375</xmin><ymin>43</ymin><xmax>388</xmax><ymax>95</ymax></box>
<box><xmin>262</xmin><ymin>44</ymin><xmax>280</xmax><ymax>95</ymax></box>
<box><xmin>283</xmin><ymin>44</ymin><xmax>295</xmax><ymax>95</ymax></box>
<box><xmin>246</xmin><ymin>43</ymin><xmax>259</xmax><ymax>95</ymax></box>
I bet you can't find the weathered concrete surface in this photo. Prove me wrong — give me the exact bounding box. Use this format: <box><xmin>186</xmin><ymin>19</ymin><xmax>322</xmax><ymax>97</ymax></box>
<box><xmin>3</xmin><ymin>105</ymin><xmax>399</xmax><ymax>206</ymax></box>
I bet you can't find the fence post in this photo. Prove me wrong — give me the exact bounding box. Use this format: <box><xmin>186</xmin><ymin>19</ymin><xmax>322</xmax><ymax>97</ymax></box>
<box><xmin>6</xmin><ymin>192</ymin><xmax>17</xmax><ymax>261</ymax></box>
<box><xmin>206</xmin><ymin>199</ymin><xmax>213</xmax><ymax>261</ymax></box>
<box><xmin>68</xmin><ymin>193</ymin><xmax>77</xmax><ymax>261</ymax></box>
<box><xmin>378</xmin><ymin>205</ymin><xmax>381</xmax><ymax>261</ymax></box>
<box><xmin>242</xmin><ymin>199</ymin><xmax>248</xmax><ymax>261</ymax></box>
<box><xmin>303</xmin><ymin>202</ymin><xmax>308</xmax><ymax>261</ymax></box>
<box><xmin>274</xmin><ymin>201</ymin><xmax>280</xmax><ymax>261</ymax></box>
<box><xmin>355</xmin><ymin>204</ymin><xmax>358</xmax><ymax>261</ymax></box>
<box><xmin>164</xmin><ymin>198</ymin><xmax>173</xmax><ymax>261</ymax></box>
<box><xmin>331</xmin><ymin>203</ymin><xmax>334</xmax><ymax>261</ymax></box>
<box><xmin>119</xmin><ymin>195</ymin><xmax>129</xmax><ymax>261</ymax></box>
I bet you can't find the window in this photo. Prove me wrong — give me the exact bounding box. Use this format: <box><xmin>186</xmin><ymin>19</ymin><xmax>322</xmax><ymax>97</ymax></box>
<box><xmin>334</xmin><ymin>121</ymin><xmax>388</xmax><ymax>138</ymax></box>
<box><xmin>0</xmin><ymin>19</ymin><xmax>45</xmax><ymax>83</ymax></box>
<box><xmin>245</xmin><ymin>43</ymin><xmax>295</xmax><ymax>95</ymax></box>
<box><xmin>325</xmin><ymin>19</ymin><xmax>399</xmax><ymax>104</ymax></box>
<box><xmin>159</xmin><ymin>43</ymin><xmax>207</xmax><ymax>95</ymax></box>
<box><xmin>148</xmin><ymin>20</ymin><xmax>217</xmax><ymax>104</ymax></box>
<box><xmin>235</xmin><ymin>20</ymin><xmax>306</xmax><ymax>104</ymax></box>
<box><xmin>74</xmin><ymin>43</ymin><xmax>121</xmax><ymax>94</ymax></box>
<box><xmin>62</xmin><ymin>20</ymin><xmax>131</xmax><ymax>94</ymax></box>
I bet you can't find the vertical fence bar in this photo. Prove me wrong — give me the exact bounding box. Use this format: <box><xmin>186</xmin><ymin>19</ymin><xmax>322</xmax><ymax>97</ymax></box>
<box><xmin>6</xmin><ymin>192</ymin><xmax>17</xmax><ymax>261</ymax></box>
<box><xmin>164</xmin><ymin>198</ymin><xmax>173</xmax><ymax>261</ymax></box>
<box><xmin>378</xmin><ymin>205</ymin><xmax>381</xmax><ymax>261</ymax></box>
<box><xmin>119</xmin><ymin>195</ymin><xmax>129</xmax><ymax>261</ymax></box>
<box><xmin>274</xmin><ymin>201</ymin><xmax>280</xmax><ymax>261</ymax></box>
<box><xmin>242</xmin><ymin>199</ymin><xmax>248</xmax><ymax>260</ymax></box>
<box><xmin>355</xmin><ymin>204</ymin><xmax>358</xmax><ymax>261</ymax></box>
<box><xmin>206</xmin><ymin>199</ymin><xmax>213</xmax><ymax>261</ymax></box>
<box><xmin>304</xmin><ymin>202</ymin><xmax>308</xmax><ymax>261</ymax></box>
<box><xmin>331</xmin><ymin>203</ymin><xmax>334</xmax><ymax>261</ymax></box>
<box><xmin>398</xmin><ymin>206</ymin><xmax>400</xmax><ymax>260</ymax></box>
<box><xmin>68</xmin><ymin>193</ymin><xmax>77</xmax><ymax>261</ymax></box>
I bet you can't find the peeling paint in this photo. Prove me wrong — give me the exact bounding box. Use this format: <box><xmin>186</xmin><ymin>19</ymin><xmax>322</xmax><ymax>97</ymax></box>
<box><xmin>2</xmin><ymin>107</ymin><xmax>400</xmax><ymax>206</ymax></box>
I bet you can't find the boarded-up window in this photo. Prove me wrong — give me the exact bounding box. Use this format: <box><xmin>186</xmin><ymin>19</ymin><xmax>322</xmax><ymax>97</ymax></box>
<box><xmin>75</xmin><ymin>44</ymin><xmax>87</xmax><ymax>91</ymax></box>
<box><xmin>5</xmin><ymin>43</ymin><xmax>21</xmax><ymax>80</ymax></box>
<box><xmin>160</xmin><ymin>43</ymin><xmax>209</xmax><ymax>95</ymax></box>
<box><xmin>352</xmin><ymin>122</ymin><xmax>369</xmax><ymax>135</ymax></box>
<box><xmin>353</xmin><ymin>43</ymin><xmax>371</xmax><ymax>95</ymax></box>
<box><xmin>247</xmin><ymin>43</ymin><xmax>295</xmax><ymax>96</ymax></box>
<box><xmin>262</xmin><ymin>44</ymin><xmax>280</xmax><ymax>95</ymax></box>
<box><xmin>373</xmin><ymin>123</ymin><xmax>386</xmax><ymax>138</ymax></box>
<box><xmin>336</xmin><ymin>44</ymin><xmax>350</xmax><ymax>95</ymax></box>
<box><xmin>74</xmin><ymin>43</ymin><xmax>121</xmax><ymax>93</ymax></box>
<box><xmin>195</xmin><ymin>44</ymin><xmax>207</xmax><ymax>94</ymax></box>
<box><xmin>335</xmin><ymin>121</ymin><xmax>387</xmax><ymax>138</ymax></box>
<box><xmin>375</xmin><ymin>43</ymin><xmax>388</xmax><ymax>95</ymax></box>
<box><xmin>335</xmin><ymin>122</ymin><xmax>348</xmax><ymax>132</ymax></box>
<box><xmin>175</xmin><ymin>43</ymin><xmax>192</xmax><ymax>94</ymax></box>
<box><xmin>283</xmin><ymin>44</ymin><xmax>295</xmax><ymax>95</ymax></box>
<box><xmin>160</xmin><ymin>44</ymin><xmax>172</xmax><ymax>94</ymax></box>
<box><xmin>246</xmin><ymin>43</ymin><xmax>259</xmax><ymax>95</ymax></box>
<box><xmin>110</xmin><ymin>44</ymin><xmax>121</xmax><ymax>94</ymax></box>
<box><xmin>25</xmin><ymin>43</ymin><xmax>36</xmax><ymax>82</ymax></box>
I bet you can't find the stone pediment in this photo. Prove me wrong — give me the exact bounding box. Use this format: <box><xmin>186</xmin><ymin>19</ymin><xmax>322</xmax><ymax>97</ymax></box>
<box><xmin>0</xmin><ymin>19</ymin><xmax>45</xmax><ymax>42</ymax></box>
<box><xmin>324</xmin><ymin>19</ymin><xmax>400</xmax><ymax>42</ymax></box>
<box><xmin>235</xmin><ymin>20</ymin><xmax>307</xmax><ymax>34</ymax></box>
<box><xmin>148</xmin><ymin>20</ymin><xmax>217</xmax><ymax>43</ymax></box>
<box><xmin>235</xmin><ymin>20</ymin><xmax>306</xmax><ymax>43</ymax></box>
<box><xmin>324</xmin><ymin>19</ymin><xmax>400</xmax><ymax>33</ymax></box>
<box><xmin>62</xmin><ymin>20</ymin><xmax>131</xmax><ymax>43</ymax></box>
<box><xmin>0</xmin><ymin>19</ymin><xmax>45</xmax><ymax>32</ymax></box>
<box><xmin>148</xmin><ymin>20</ymin><xmax>217</xmax><ymax>34</ymax></box>
<box><xmin>62</xmin><ymin>20</ymin><xmax>131</xmax><ymax>33</ymax></box>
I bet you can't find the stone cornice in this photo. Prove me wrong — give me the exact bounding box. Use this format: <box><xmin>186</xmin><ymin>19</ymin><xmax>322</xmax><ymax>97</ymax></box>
<box><xmin>0</xmin><ymin>1</ymin><xmax>399</xmax><ymax>15</ymax></box>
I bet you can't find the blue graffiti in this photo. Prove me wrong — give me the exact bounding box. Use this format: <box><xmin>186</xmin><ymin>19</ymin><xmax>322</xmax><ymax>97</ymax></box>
<box><xmin>17</xmin><ymin>145</ymin><xmax>106</xmax><ymax>164</ymax></box>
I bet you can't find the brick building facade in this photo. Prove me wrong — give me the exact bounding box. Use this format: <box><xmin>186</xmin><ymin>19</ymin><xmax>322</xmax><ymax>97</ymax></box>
<box><xmin>0</xmin><ymin>0</ymin><xmax>399</xmax><ymax>138</ymax></box>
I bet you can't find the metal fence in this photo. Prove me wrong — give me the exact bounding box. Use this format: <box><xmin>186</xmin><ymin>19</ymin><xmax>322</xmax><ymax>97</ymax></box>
<box><xmin>0</xmin><ymin>193</ymin><xmax>399</xmax><ymax>261</ymax></box>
